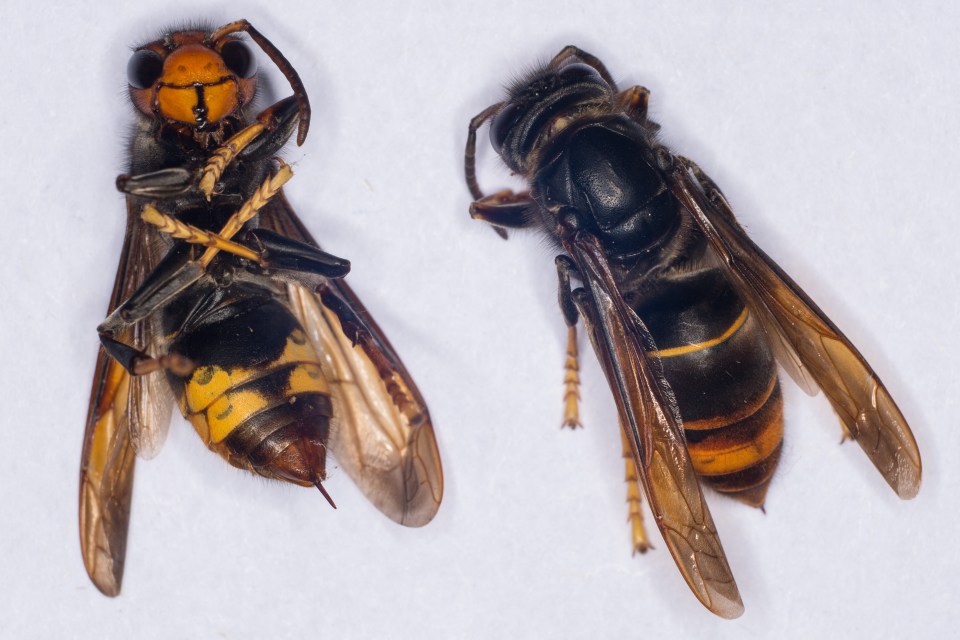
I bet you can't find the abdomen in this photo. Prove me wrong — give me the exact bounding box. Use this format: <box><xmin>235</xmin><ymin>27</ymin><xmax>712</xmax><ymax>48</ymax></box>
<box><xmin>164</xmin><ymin>290</ymin><xmax>334</xmax><ymax>483</ymax></box>
<box><xmin>635</xmin><ymin>269</ymin><xmax>784</xmax><ymax>507</ymax></box>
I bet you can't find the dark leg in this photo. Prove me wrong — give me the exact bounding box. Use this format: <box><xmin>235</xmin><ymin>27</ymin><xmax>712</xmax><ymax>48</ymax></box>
<box><xmin>99</xmin><ymin>334</ymin><xmax>193</xmax><ymax>377</ymax></box>
<box><xmin>197</xmin><ymin>164</ymin><xmax>293</xmax><ymax>268</ymax></box>
<box><xmin>465</xmin><ymin>102</ymin><xmax>537</xmax><ymax>239</ymax></box>
<box><xmin>119</xmin><ymin>97</ymin><xmax>302</xmax><ymax>201</ymax></box>
<box><xmin>464</xmin><ymin>102</ymin><xmax>503</xmax><ymax>201</ymax></box>
<box><xmin>244</xmin><ymin>228</ymin><xmax>350</xmax><ymax>278</ymax></box>
<box><xmin>198</xmin><ymin>98</ymin><xmax>302</xmax><ymax>199</ymax></box>
<box><xmin>238</xmin><ymin>96</ymin><xmax>302</xmax><ymax>161</ymax></box>
<box><xmin>198</xmin><ymin>97</ymin><xmax>302</xmax><ymax>201</ymax></box>
<box><xmin>99</xmin><ymin>256</ymin><xmax>204</xmax><ymax>332</ymax></box>
<box><xmin>555</xmin><ymin>255</ymin><xmax>580</xmax><ymax>327</ymax></box>
<box><xmin>555</xmin><ymin>255</ymin><xmax>582</xmax><ymax>429</ymax></box>
<box><xmin>469</xmin><ymin>190</ymin><xmax>536</xmax><ymax>231</ymax></box>
<box><xmin>116</xmin><ymin>168</ymin><xmax>195</xmax><ymax>198</ymax></box>
<box><xmin>550</xmin><ymin>46</ymin><xmax>617</xmax><ymax>89</ymax></box>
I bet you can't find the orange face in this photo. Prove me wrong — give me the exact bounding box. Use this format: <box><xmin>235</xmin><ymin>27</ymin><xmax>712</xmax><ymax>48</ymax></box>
<box><xmin>127</xmin><ymin>31</ymin><xmax>258</xmax><ymax>132</ymax></box>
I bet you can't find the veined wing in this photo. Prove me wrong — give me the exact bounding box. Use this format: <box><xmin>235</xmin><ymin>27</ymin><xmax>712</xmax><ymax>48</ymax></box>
<box><xmin>565</xmin><ymin>231</ymin><xmax>743</xmax><ymax>619</ymax></box>
<box><xmin>669</xmin><ymin>160</ymin><xmax>921</xmax><ymax>499</ymax></box>
<box><xmin>262</xmin><ymin>194</ymin><xmax>443</xmax><ymax>525</ymax></box>
<box><xmin>80</xmin><ymin>199</ymin><xmax>173</xmax><ymax>595</ymax></box>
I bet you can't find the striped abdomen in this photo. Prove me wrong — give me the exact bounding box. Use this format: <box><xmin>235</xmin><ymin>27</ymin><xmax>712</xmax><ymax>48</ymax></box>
<box><xmin>637</xmin><ymin>269</ymin><xmax>783</xmax><ymax>507</ymax></box>
<box><xmin>165</xmin><ymin>291</ymin><xmax>334</xmax><ymax>486</ymax></box>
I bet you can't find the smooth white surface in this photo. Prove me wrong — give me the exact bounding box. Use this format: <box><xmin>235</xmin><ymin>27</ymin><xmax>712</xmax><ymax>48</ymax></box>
<box><xmin>0</xmin><ymin>1</ymin><xmax>956</xmax><ymax>638</ymax></box>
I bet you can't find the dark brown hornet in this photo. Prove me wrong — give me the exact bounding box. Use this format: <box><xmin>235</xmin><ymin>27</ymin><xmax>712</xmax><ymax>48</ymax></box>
<box><xmin>464</xmin><ymin>46</ymin><xmax>920</xmax><ymax>618</ymax></box>
<box><xmin>80</xmin><ymin>20</ymin><xmax>443</xmax><ymax>596</ymax></box>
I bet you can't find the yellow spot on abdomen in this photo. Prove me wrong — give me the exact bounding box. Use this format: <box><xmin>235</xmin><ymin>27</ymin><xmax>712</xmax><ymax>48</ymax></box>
<box><xmin>181</xmin><ymin>332</ymin><xmax>330</xmax><ymax>445</ymax></box>
<box><xmin>206</xmin><ymin>389</ymin><xmax>272</xmax><ymax>443</ymax></box>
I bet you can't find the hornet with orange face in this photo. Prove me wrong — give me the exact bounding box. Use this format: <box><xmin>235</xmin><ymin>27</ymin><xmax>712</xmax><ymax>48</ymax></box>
<box><xmin>80</xmin><ymin>20</ymin><xmax>443</xmax><ymax>596</ymax></box>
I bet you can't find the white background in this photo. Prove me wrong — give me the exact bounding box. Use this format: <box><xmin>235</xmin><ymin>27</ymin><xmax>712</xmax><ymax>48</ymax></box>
<box><xmin>1</xmin><ymin>1</ymin><xmax>956</xmax><ymax>638</ymax></box>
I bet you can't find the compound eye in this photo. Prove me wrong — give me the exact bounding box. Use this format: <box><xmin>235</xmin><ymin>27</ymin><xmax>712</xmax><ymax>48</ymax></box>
<box><xmin>221</xmin><ymin>40</ymin><xmax>257</xmax><ymax>78</ymax></box>
<box><xmin>489</xmin><ymin>102</ymin><xmax>521</xmax><ymax>154</ymax></box>
<box><xmin>558</xmin><ymin>62</ymin><xmax>603</xmax><ymax>85</ymax></box>
<box><xmin>127</xmin><ymin>49</ymin><xmax>164</xmax><ymax>89</ymax></box>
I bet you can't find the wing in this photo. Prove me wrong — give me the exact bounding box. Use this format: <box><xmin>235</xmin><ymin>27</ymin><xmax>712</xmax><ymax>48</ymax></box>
<box><xmin>261</xmin><ymin>193</ymin><xmax>443</xmax><ymax>526</ymax></box>
<box><xmin>79</xmin><ymin>199</ymin><xmax>173</xmax><ymax>595</ymax></box>
<box><xmin>564</xmin><ymin>232</ymin><xmax>744</xmax><ymax>619</ymax></box>
<box><xmin>668</xmin><ymin>160</ymin><xmax>921</xmax><ymax>499</ymax></box>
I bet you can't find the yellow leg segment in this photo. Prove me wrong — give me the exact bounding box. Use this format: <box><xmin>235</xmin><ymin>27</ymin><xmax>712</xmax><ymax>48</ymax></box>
<box><xmin>143</xmin><ymin>162</ymin><xmax>293</xmax><ymax>269</ymax></box>
<box><xmin>562</xmin><ymin>325</ymin><xmax>582</xmax><ymax>429</ymax></box>
<box><xmin>140</xmin><ymin>206</ymin><xmax>264</xmax><ymax>264</ymax></box>
<box><xmin>621</xmin><ymin>427</ymin><xmax>651</xmax><ymax>554</ymax></box>
<box><xmin>198</xmin><ymin>123</ymin><xmax>267</xmax><ymax>200</ymax></box>
<box><xmin>198</xmin><ymin>162</ymin><xmax>293</xmax><ymax>269</ymax></box>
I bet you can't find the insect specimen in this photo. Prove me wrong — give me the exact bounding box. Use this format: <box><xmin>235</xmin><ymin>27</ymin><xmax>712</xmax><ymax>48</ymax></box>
<box><xmin>80</xmin><ymin>20</ymin><xmax>442</xmax><ymax>596</ymax></box>
<box><xmin>464</xmin><ymin>46</ymin><xmax>920</xmax><ymax>618</ymax></box>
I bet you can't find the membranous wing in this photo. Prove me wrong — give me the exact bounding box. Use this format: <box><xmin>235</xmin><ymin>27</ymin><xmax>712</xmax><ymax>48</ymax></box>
<box><xmin>79</xmin><ymin>200</ymin><xmax>173</xmax><ymax>596</ymax></box>
<box><xmin>565</xmin><ymin>232</ymin><xmax>744</xmax><ymax>619</ymax></box>
<box><xmin>261</xmin><ymin>194</ymin><xmax>443</xmax><ymax>526</ymax></box>
<box><xmin>668</xmin><ymin>160</ymin><xmax>921</xmax><ymax>499</ymax></box>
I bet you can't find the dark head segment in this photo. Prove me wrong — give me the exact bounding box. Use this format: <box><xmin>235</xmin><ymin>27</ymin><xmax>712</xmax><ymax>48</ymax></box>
<box><xmin>489</xmin><ymin>55</ymin><xmax>614</xmax><ymax>174</ymax></box>
<box><xmin>127</xmin><ymin>20</ymin><xmax>311</xmax><ymax>144</ymax></box>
